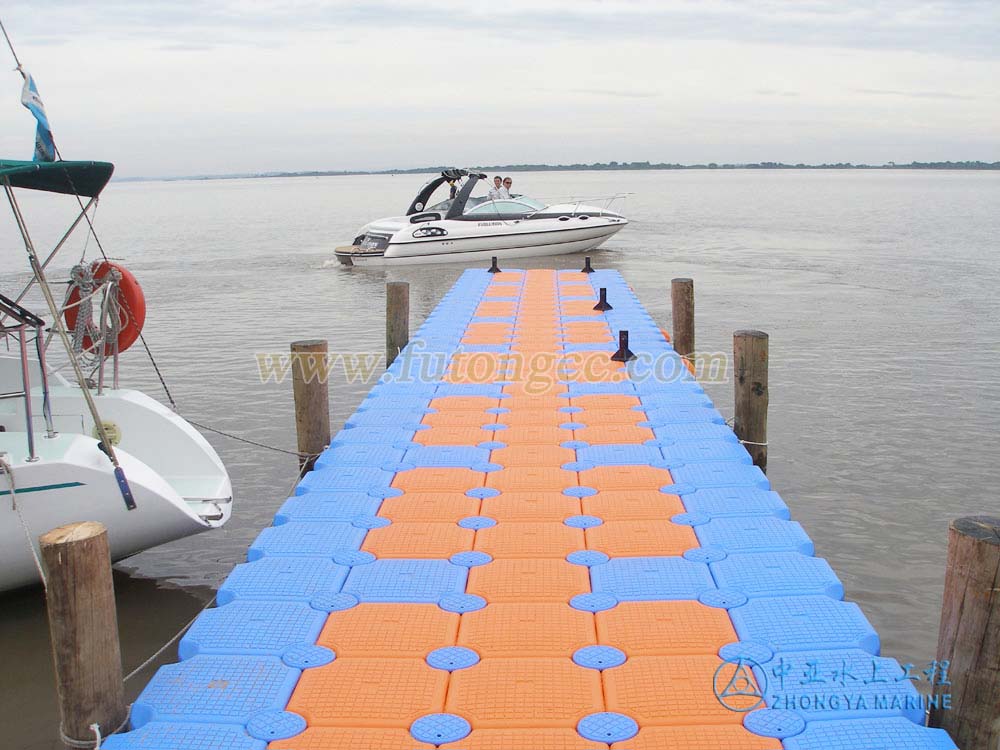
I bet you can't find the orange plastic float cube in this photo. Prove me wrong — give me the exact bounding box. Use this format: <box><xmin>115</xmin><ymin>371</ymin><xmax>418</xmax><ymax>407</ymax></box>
<box><xmin>446</xmin><ymin>658</ymin><xmax>604</xmax><ymax>728</ymax></box>
<box><xmin>569</xmin><ymin>394</ymin><xmax>642</xmax><ymax>410</ymax></box>
<box><xmin>317</xmin><ymin>603</ymin><xmax>459</xmax><ymax>657</ymax></box>
<box><xmin>457</xmin><ymin>602</ymin><xmax>596</xmax><ymax>657</ymax></box>
<box><xmin>421</xmin><ymin>410</ymin><xmax>495</xmax><ymax>428</ymax></box>
<box><xmin>440</xmin><ymin>728</ymin><xmax>603</xmax><ymax>750</ymax></box>
<box><xmin>596</xmin><ymin>601</ymin><xmax>737</xmax><ymax>656</ymax></box>
<box><xmin>414</xmin><ymin>425</ymin><xmax>492</xmax><ymax>446</ymax></box>
<box><xmin>467</xmin><ymin>558</ymin><xmax>590</xmax><ymax>602</ymax></box>
<box><xmin>363</xmin><ymin>522</ymin><xmax>474</xmax><ymax>558</ymax></box>
<box><xmin>287</xmin><ymin>658</ymin><xmax>447</xmax><ymax>727</ymax></box>
<box><xmin>475</xmin><ymin>522</ymin><xmax>584</xmax><ymax>558</ymax></box>
<box><xmin>490</xmin><ymin>444</ymin><xmax>575</xmax><ymax>468</ymax></box>
<box><xmin>582</xmin><ymin>490</ymin><xmax>685</xmax><ymax>520</ymax></box>
<box><xmin>392</xmin><ymin>467</ymin><xmax>487</xmax><ymax>493</ymax></box>
<box><xmin>574</xmin><ymin>423</ymin><xmax>654</xmax><ymax>444</ymax></box>
<box><xmin>378</xmin><ymin>493</ymin><xmax>481</xmax><ymax>522</ymax></box>
<box><xmin>603</xmin><ymin>655</ymin><xmax>753</xmax><ymax>725</ymax></box>
<box><xmin>493</xmin><ymin>425</ymin><xmax>571</xmax><ymax>445</ymax></box>
<box><xmin>270</xmin><ymin>727</ymin><xmax>434</xmax><ymax>750</ymax></box>
<box><xmin>475</xmin><ymin>301</ymin><xmax>517</xmax><ymax>317</ymax></box>
<box><xmin>574</xmin><ymin>408</ymin><xmax>644</xmax><ymax>425</ymax></box>
<box><xmin>497</xmin><ymin>410</ymin><xmax>568</xmax><ymax>426</ymax></box>
<box><xmin>480</xmin><ymin>492</ymin><xmax>581</xmax><ymax>521</ymax></box>
<box><xmin>487</xmin><ymin>466</ymin><xmax>577</xmax><ymax>493</ymax></box>
<box><xmin>585</xmin><ymin>519</ymin><xmax>696</xmax><ymax>557</ymax></box>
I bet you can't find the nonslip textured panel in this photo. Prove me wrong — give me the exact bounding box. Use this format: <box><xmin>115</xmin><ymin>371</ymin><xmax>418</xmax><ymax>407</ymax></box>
<box><xmin>728</xmin><ymin>596</ymin><xmax>880</xmax><ymax>654</ymax></box>
<box><xmin>130</xmin><ymin>656</ymin><xmax>300</xmax><ymax>727</ymax></box>
<box><xmin>217</xmin><ymin>558</ymin><xmax>349</xmax><ymax>604</ymax></box>
<box><xmin>247</xmin><ymin>522</ymin><xmax>367</xmax><ymax>561</ymax></box>
<box><xmin>362</xmin><ymin>522</ymin><xmax>475</xmax><ymax>558</ymax></box>
<box><xmin>590</xmin><ymin>556</ymin><xmax>716</xmax><ymax>601</ymax></box>
<box><xmin>604</xmin><ymin>655</ymin><xmax>753</xmax><ymax>724</ymax></box>
<box><xmin>296</xmin><ymin>466</ymin><xmax>396</xmax><ymax>494</ymax></box>
<box><xmin>457</xmin><ymin>602</ymin><xmax>597</xmax><ymax>657</ymax></box>
<box><xmin>178</xmin><ymin>601</ymin><xmax>327</xmax><ymax>659</ymax></box>
<box><xmin>101</xmin><ymin>723</ymin><xmax>268</xmax><ymax>750</ymax></box>
<box><xmin>582</xmin><ymin>490</ymin><xmax>685</xmax><ymax>520</ymax></box>
<box><xmin>781</xmin><ymin>717</ymin><xmax>958</xmax><ymax>750</ymax></box>
<box><xmin>585</xmin><ymin>519</ymin><xmax>697</xmax><ymax>557</ymax></box>
<box><xmin>467</xmin><ymin>558</ymin><xmax>591</xmax><ymax>602</ymax></box>
<box><xmin>274</xmin><ymin>492</ymin><xmax>383</xmax><ymax>524</ymax></box>
<box><xmin>474</xmin><ymin>522</ymin><xmax>584</xmax><ymax>558</ymax></box>
<box><xmin>596</xmin><ymin>600</ymin><xmax>737</xmax><ymax>656</ymax></box>
<box><xmin>286</xmin><ymin>658</ymin><xmax>448</xmax><ymax>727</ymax></box>
<box><xmin>377</xmin><ymin>493</ymin><xmax>481</xmax><ymax>522</ymax></box>
<box><xmin>343</xmin><ymin>559</ymin><xmax>468</xmax><ymax>603</ymax></box>
<box><xmin>269</xmin><ymin>727</ymin><xmax>433</xmax><ymax>749</ymax></box>
<box><xmin>681</xmin><ymin>488</ymin><xmax>791</xmax><ymax>519</ymax></box>
<box><xmin>480</xmin><ymin>492</ymin><xmax>582</xmax><ymax>521</ymax></box>
<box><xmin>695</xmin><ymin>517</ymin><xmax>814</xmax><ymax>555</ymax></box>
<box><xmin>446</xmin><ymin>658</ymin><xmax>604</xmax><ymax>728</ymax></box>
<box><xmin>612</xmin><ymin>725</ymin><xmax>783</xmax><ymax>749</ymax></box>
<box><xmin>317</xmin><ymin>603</ymin><xmax>459</xmax><ymax>658</ymax></box>
<box><xmin>438</xmin><ymin>728</ymin><xmax>603</xmax><ymax>749</ymax></box>
<box><xmin>711</xmin><ymin>552</ymin><xmax>844</xmax><ymax>599</ymax></box>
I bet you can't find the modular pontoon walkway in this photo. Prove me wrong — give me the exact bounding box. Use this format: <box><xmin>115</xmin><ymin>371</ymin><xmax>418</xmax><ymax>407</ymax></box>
<box><xmin>105</xmin><ymin>269</ymin><xmax>956</xmax><ymax>750</ymax></box>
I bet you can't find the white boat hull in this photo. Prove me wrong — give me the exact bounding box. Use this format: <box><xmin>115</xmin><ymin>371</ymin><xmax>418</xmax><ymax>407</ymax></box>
<box><xmin>0</xmin><ymin>355</ymin><xmax>232</xmax><ymax>591</ymax></box>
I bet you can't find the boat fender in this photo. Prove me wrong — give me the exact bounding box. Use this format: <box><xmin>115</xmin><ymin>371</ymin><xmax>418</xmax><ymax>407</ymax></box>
<box><xmin>64</xmin><ymin>260</ymin><xmax>147</xmax><ymax>355</ymax></box>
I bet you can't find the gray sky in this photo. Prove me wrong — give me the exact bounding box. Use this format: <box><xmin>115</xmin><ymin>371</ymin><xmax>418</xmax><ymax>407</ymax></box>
<box><xmin>0</xmin><ymin>1</ymin><xmax>997</xmax><ymax>177</ymax></box>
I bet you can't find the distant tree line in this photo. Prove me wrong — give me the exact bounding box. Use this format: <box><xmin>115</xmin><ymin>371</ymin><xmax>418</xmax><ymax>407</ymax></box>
<box><xmin>162</xmin><ymin>160</ymin><xmax>999</xmax><ymax>182</ymax></box>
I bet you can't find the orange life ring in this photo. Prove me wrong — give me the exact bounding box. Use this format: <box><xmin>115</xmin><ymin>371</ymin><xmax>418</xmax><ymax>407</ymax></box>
<box><xmin>64</xmin><ymin>261</ymin><xmax>146</xmax><ymax>354</ymax></box>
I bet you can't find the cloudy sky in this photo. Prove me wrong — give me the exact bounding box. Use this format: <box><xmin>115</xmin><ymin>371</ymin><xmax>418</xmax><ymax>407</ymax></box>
<box><xmin>0</xmin><ymin>1</ymin><xmax>997</xmax><ymax>177</ymax></box>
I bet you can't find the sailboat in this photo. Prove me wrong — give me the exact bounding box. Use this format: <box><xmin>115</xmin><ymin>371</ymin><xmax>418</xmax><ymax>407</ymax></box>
<box><xmin>0</xmin><ymin>62</ymin><xmax>232</xmax><ymax>591</ymax></box>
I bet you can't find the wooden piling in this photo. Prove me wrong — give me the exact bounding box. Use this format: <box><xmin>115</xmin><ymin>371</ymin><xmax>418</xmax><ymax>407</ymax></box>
<box><xmin>733</xmin><ymin>330</ymin><xmax>768</xmax><ymax>472</ymax></box>
<box><xmin>671</xmin><ymin>278</ymin><xmax>694</xmax><ymax>361</ymax></box>
<box><xmin>291</xmin><ymin>339</ymin><xmax>330</xmax><ymax>472</ymax></box>
<box><xmin>386</xmin><ymin>281</ymin><xmax>410</xmax><ymax>368</ymax></box>
<box><xmin>929</xmin><ymin>515</ymin><xmax>1000</xmax><ymax>748</ymax></box>
<box><xmin>40</xmin><ymin>522</ymin><xmax>126</xmax><ymax>749</ymax></box>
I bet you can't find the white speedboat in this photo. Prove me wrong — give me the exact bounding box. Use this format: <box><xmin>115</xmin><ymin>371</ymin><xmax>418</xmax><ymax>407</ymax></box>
<box><xmin>0</xmin><ymin>159</ymin><xmax>232</xmax><ymax>592</ymax></box>
<box><xmin>336</xmin><ymin>169</ymin><xmax>628</xmax><ymax>266</ymax></box>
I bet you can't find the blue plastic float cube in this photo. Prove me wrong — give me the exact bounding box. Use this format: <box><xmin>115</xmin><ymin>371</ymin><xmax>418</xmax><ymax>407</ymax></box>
<box><xmin>710</xmin><ymin>552</ymin><xmax>843</xmax><ymax>598</ymax></box>
<box><xmin>781</xmin><ymin>717</ymin><xmax>957</xmax><ymax>750</ymax></box>
<box><xmin>247</xmin><ymin>522</ymin><xmax>367</xmax><ymax>561</ymax></box>
<box><xmin>679</xmin><ymin>487</ymin><xmax>790</xmax><ymax>519</ymax></box>
<box><xmin>102</xmin><ymin>722</ymin><xmax>267</xmax><ymax>750</ymax></box>
<box><xmin>342</xmin><ymin>559</ymin><xmax>468</xmax><ymax>602</ymax></box>
<box><xmin>217</xmin><ymin>558</ymin><xmax>349</xmax><ymax>604</ymax></box>
<box><xmin>729</xmin><ymin>596</ymin><xmax>880</xmax><ymax>654</ymax></box>
<box><xmin>695</xmin><ymin>517</ymin><xmax>814</xmax><ymax>555</ymax></box>
<box><xmin>130</xmin><ymin>655</ymin><xmax>300</xmax><ymax>727</ymax></box>
<box><xmin>273</xmin><ymin>492</ymin><xmax>384</xmax><ymax>524</ymax></box>
<box><xmin>178</xmin><ymin>601</ymin><xmax>328</xmax><ymax>659</ymax></box>
<box><xmin>590</xmin><ymin>556</ymin><xmax>716</xmax><ymax>600</ymax></box>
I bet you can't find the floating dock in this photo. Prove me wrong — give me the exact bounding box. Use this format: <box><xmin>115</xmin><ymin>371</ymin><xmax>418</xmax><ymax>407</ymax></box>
<box><xmin>105</xmin><ymin>269</ymin><xmax>956</xmax><ymax>750</ymax></box>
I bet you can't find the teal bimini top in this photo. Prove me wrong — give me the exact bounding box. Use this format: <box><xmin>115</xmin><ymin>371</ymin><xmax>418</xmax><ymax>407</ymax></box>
<box><xmin>0</xmin><ymin>159</ymin><xmax>114</xmax><ymax>197</ymax></box>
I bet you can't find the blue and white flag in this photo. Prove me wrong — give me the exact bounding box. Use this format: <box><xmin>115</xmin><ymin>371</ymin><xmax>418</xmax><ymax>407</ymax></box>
<box><xmin>20</xmin><ymin>72</ymin><xmax>56</xmax><ymax>162</ymax></box>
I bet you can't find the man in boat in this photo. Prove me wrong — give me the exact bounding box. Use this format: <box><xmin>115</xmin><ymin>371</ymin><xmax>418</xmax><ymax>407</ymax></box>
<box><xmin>487</xmin><ymin>175</ymin><xmax>505</xmax><ymax>200</ymax></box>
<box><xmin>502</xmin><ymin>176</ymin><xmax>514</xmax><ymax>197</ymax></box>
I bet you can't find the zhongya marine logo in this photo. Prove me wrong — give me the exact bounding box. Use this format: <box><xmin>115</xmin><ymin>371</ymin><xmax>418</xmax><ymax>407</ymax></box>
<box><xmin>714</xmin><ymin>656</ymin><xmax>767</xmax><ymax>712</ymax></box>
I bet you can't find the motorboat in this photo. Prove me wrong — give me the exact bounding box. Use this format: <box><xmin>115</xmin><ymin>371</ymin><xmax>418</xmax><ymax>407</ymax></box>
<box><xmin>336</xmin><ymin>168</ymin><xmax>628</xmax><ymax>266</ymax></box>
<box><xmin>0</xmin><ymin>159</ymin><xmax>233</xmax><ymax>592</ymax></box>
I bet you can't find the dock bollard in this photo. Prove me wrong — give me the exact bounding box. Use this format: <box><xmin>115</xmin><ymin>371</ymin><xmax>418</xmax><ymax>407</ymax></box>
<box><xmin>40</xmin><ymin>522</ymin><xmax>127</xmax><ymax>750</ymax></box>
<box><xmin>671</xmin><ymin>278</ymin><xmax>694</xmax><ymax>362</ymax></box>
<box><xmin>929</xmin><ymin>515</ymin><xmax>1000</xmax><ymax>749</ymax></box>
<box><xmin>733</xmin><ymin>331</ymin><xmax>768</xmax><ymax>473</ymax></box>
<box><xmin>581</xmin><ymin>257</ymin><xmax>595</xmax><ymax>273</ymax></box>
<box><xmin>733</xmin><ymin>330</ymin><xmax>768</xmax><ymax>472</ymax></box>
<box><xmin>488</xmin><ymin>256</ymin><xmax>501</xmax><ymax>274</ymax></box>
<box><xmin>386</xmin><ymin>282</ymin><xmax>410</xmax><ymax>369</ymax></box>
<box><xmin>593</xmin><ymin>287</ymin><xmax>613</xmax><ymax>312</ymax></box>
<box><xmin>611</xmin><ymin>330</ymin><xmax>636</xmax><ymax>362</ymax></box>
<box><xmin>291</xmin><ymin>339</ymin><xmax>331</xmax><ymax>472</ymax></box>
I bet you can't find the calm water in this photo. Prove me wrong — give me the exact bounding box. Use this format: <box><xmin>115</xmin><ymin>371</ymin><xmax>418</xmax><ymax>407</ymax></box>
<box><xmin>2</xmin><ymin>170</ymin><xmax>998</xmax><ymax>748</ymax></box>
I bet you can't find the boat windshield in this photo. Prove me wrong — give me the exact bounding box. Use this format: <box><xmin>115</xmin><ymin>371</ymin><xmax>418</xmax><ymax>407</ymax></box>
<box><xmin>464</xmin><ymin>197</ymin><xmax>547</xmax><ymax>215</ymax></box>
